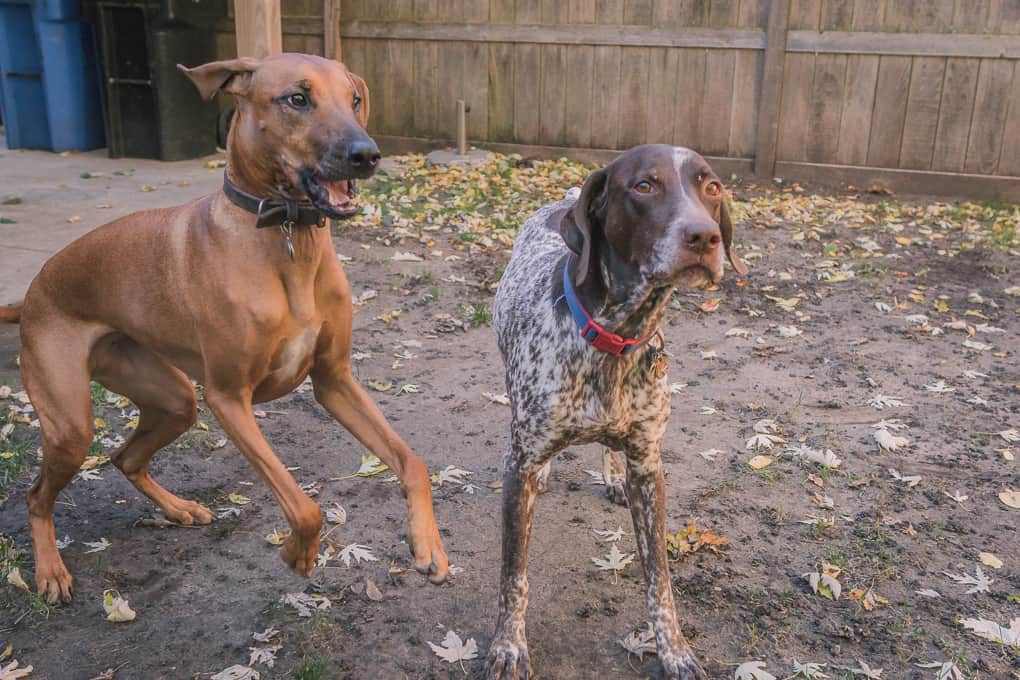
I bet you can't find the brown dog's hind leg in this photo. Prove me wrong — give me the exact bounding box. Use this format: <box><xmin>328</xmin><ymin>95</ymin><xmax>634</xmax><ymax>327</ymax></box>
<box><xmin>21</xmin><ymin>332</ymin><xmax>95</xmax><ymax>603</ymax></box>
<box><xmin>91</xmin><ymin>334</ymin><xmax>212</xmax><ymax>525</ymax></box>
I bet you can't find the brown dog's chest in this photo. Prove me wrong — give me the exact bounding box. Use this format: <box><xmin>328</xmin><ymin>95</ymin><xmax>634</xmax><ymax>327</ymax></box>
<box><xmin>253</xmin><ymin>323</ymin><xmax>320</xmax><ymax>403</ymax></box>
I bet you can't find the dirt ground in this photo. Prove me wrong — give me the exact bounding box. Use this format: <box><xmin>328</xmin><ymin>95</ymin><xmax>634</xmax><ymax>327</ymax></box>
<box><xmin>1</xmin><ymin>149</ymin><xmax>1018</xmax><ymax>680</ymax></box>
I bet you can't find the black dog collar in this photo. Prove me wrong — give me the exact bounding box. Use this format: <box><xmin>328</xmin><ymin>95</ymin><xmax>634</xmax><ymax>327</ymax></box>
<box><xmin>222</xmin><ymin>172</ymin><xmax>327</xmax><ymax>229</ymax></box>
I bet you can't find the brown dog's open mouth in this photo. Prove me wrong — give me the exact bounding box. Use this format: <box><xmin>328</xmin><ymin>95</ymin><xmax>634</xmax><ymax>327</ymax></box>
<box><xmin>301</xmin><ymin>172</ymin><xmax>359</xmax><ymax>219</ymax></box>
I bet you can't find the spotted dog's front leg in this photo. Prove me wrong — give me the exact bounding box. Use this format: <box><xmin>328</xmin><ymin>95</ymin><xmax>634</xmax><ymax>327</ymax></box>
<box><xmin>486</xmin><ymin>447</ymin><xmax>548</xmax><ymax>680</ymax></box>
<box><xmin>623</xmin><ymin>446</ymin><xmax>707</xmax><ymax>680</ymax></box>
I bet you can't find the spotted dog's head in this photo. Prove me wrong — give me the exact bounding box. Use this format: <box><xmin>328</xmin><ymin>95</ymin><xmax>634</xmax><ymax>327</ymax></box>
<box><xmin>179</xmin><ymin>53</ymin><xmax>377</xmax><ymax>219</ymax></box>
<box><xmin>560</xmin><ymin>144</ymin><xmax>747</xmax><ymax>291</ymax></box>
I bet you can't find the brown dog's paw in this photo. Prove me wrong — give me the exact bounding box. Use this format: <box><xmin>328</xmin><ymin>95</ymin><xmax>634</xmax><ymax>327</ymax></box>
<box><xmin>35</xmin><ymin>560</ymin><xmax>74</xmax><ymax>604</ymax></box>
<box><xmin>163</xmin><ymin>499</ymin><xmax>214</xmax><ymax>525</ymax></box>
<box><xmin>409</xmin><ymin>533</ymin><xmax>449</xmax><ymax>585</ymax></box>
<box><xmin>280</xmin><ymin>534</ymin><xmax>319</xmax><ymax>577</ymax></box>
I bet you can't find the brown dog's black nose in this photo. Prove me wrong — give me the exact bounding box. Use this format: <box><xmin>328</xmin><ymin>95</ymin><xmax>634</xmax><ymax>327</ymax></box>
<box><xmin>685</xmin><ymin>222</ymin><xmax>722</xmax><ymax>254</ymax></box>
<box><xmin>348</xmin><ymin>139</ymin><xmax>381</xmax><ymax>171</ymax></box>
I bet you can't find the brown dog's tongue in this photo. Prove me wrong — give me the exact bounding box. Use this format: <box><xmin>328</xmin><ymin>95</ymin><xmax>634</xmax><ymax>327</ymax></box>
<box><xmin>324</xmin><ymin>179</ymin><xmax>352</xmax><ymax>206</ymax></box>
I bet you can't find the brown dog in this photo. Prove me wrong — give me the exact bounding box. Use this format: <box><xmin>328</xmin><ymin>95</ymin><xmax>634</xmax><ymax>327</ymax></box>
<box><xmin>1</xmin><ymin>53</ymin><xmax>448</xmax><ymax>603</ymax></box>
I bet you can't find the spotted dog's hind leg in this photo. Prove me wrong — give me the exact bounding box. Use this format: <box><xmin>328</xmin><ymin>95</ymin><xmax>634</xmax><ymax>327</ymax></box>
<box><xmin>602</xmin><ymin>448</ymin><xmax>627</xmax><ymax>506</ymax></box>
<box><xmin>535</xmin><ymin>461</ymin><xmax>551</xmax><ymax>494</ymax></box>
<box><xmin>485</xmin><ymin>443</ymin><xmax>556</xmax><ymax>680</ymax></box>
<box><xmin>622</xmin><ymin>441</ymin><xmax>707</xmax><ymax>680</ymax></box>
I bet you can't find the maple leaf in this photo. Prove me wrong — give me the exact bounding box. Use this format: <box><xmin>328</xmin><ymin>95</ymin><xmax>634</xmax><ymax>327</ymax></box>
<box><xmin>428</xmin><ymin>630</ymin><xmax>478</xmax><ymax>671</ymax></box>
<box><xmin>943</xmin><ymin>490</ymin><xmax>967</xmax><ymax>503</ymax></box>
<box><xmin>282</xmin><ymin>592</ymin><xmax>331</xmax><ymax>617</ymax></box>
<box><xmin>962</xmin><ymin>370</ymin><xmax>988</xmax><ymax>379</ymax></box>
<box><xmin>83</xmin><ymin>538</ymin><xmax>111</xmax><ymax>554</ymax></box>
<box><xmin>915</xmin><ymin>661</ymin><xmax>964</xmax><ymax>680</ymax></box>
<box><xmin>789</xmin><ymin>661</ymin><xmax>829</xmax><ymax>679</ymax></box>
<box><xmin>248</xmin><ymin>645</ymin><xmax>281</xmax><ymax>669</ymax></box>
<box><xmin>959</xmin><ymin>616</ymin><xmax>1020</xmax><ymax>645</ymax></box>
<box><xmin>698</xmin><ymin>448</ymin><xmax>723</xmax><ymax>461</ymax></box>
<box><xmin>874</xmin><ymin>429</ymin><xmax>910</xmax><ymax>451</ymax></box>
<box><xmin>871</xmin><ymin>418</ymin><xmax>907</xmax><ymax>431</ymax></box>
<box><xmin>264</xmin><ymin>528</ymin><xmax>289</xmax><ymax>546</ymax></box>
<box><xmin>888</xmin><ymin>468</ymin><xmax>921</xmax><ymax>487</ymax></box>
<box><xmin>228</xmin><ymin>492</ymin><xmax>251</xmax><ymax>505</ymax></box>
<box><xmin>1000</xmin><ymin>488</ymin><xmax>1020</xmax><ymax>508</ymax></box>
<box><xmin>6</xmin><ymin>567</ymin><xmax>28</xmax><ymax>591</ymax></box>
<box><xmin>102</xmin><ymin>590</ymin><xmax>136</xmax><ymax>623</ymax></box>
<box><xmin>997</xmin><ymin>429</ymin><xmax>1020</xmax><ymax>443</ymax></box>
<box><xmin>848</xmin><ymin>659</ymin><xmax>883</xmax><ymax>678</ymax></box>
<box><xmin>803</xmin><ymin>570</ymin><xmax>842</xmax><ymax>600</ymax></box>
<box><xmin>325</xmin><ymin>504</ymin><xmax>347</xmax><ymax>525</ymax></box>
<box><xmin>963</xmin><ymin>339</ymin><xmax>992</xmax><ymax>351</ymax></box>
<box><xmin>251</xmin><ymin>626</ymin><xmax>279</xmax><ymax>643</ymax></box>
<box><xmin>584</xmin><ymin>469</ymin><xmax>606</xmax><ymax>485</ymax></box>
<box><xmin>482</xmin><ymin>391</ymin><xmax>510</xmax><ymax>405</ymax></box>
<box><xmin>923</xmin><ymin>380</ymin><xmax>954</xmax><ymax>393</ymax></box>
<box><xmin>338</xmin><ymin>543</ymin><xmax>378</xmax><ymax>567</ymax></box>
<box><xmin>726</xmin><ymin>327</ymin><xmax>753</xmax><ymax>339</ymax></box>
<box><xmin>210</xmin><ymin>665</ymin><xmax>260</xmax><ymax>680</ymax></box>
<box><xmin>786</xmin><ymin>444</ymin><xmax>841</xmax><ymax>468</ymax></box>
<box><xmin>619</xmin><ymin>623</ymin><xmax>657</xmax><ymax>660</ymax></box>
<box><xmin>75</xmin><ymin>469</ymin><xmax>102</xmax><ymax>482</ymax></box>
<box><xmin>432</xmin><ymin>465</ymin><xmax>473</xmax><ymax>488</ymax></box>
<box><xmin>734</xmin><ymin>660</ymin><xmax>776</xmax><ymax>680</ymax></box>
<box><xmin>669</xmin><ymin>381</ymin><xmax>687</xmax><ymax>394</ymax></box>
<box><xmin>777</xmin><ymin>325</ymin><xmax>802</xmax><ymax>338</ymax></box>
<box><xmin>867</xmin><ymin>394</ymin><xmax>906</xmax><ymax>409</ymax></box>
<box><xmin>746</xmin><ymin>434</ymin><xmax>784</xmax><ymax>450</ymax></box>
<box><xmin>915</xmin><ymin>588</ymin><xmax>942</xmax><ymax>598</ymax></box>
<box><xmin>355</xmin><ymin>455</ymin><xmax>389</xmax><ymax>477</ymax></box>
<box><xmin>592</xmin><ymin>545</ymin><xmax>635</xmax><ymax>573</ymax></box>
<box><xmin>593</xmin><ymin>527</ymin><xmax>626</xmax><ymax>543</ymax></box>
<box><xmin>943</xmin><ymin>566</ymin><xmax>992</xmax><ymax>594</ymax></box>
<box><xmin>391</xmin><ymin>251</ymin><xmax>424</xmax><ymax>261</ymax></box>
<box><xmin>395</xmin><ymin>384</ymin><xmax>419</xmax><ymax>395</ymax></box>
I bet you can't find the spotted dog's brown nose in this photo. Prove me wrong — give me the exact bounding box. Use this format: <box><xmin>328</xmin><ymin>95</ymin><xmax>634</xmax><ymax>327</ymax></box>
<box><xmin>684</xmin><ymin>222</ymin><xmax>722</xmax><ymax>254</ymax></box>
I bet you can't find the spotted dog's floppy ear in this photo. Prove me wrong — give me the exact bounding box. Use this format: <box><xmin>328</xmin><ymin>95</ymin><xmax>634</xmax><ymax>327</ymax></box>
<box><xmin>177</xmin><ymin>58</ymin><xmax>260</xmax><ymax>100</ymax></box>
<box><xmin>348</xmin><ymin>71</ymin><xmax>371</xmax><ymax>128</ymax></box>
<box><xmin>559</xmin><ymin>168</ymin><xmax>607</xmax><ymax>286</ymax></box>
<box><xmin>719</xmin><ymin>198</ymin><xmax>748</xmax><ymax>275</ymax></box>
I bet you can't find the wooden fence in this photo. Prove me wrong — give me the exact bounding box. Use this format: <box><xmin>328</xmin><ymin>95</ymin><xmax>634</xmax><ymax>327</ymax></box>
<box><xmin>215</xmin><ymin>1</ymin><xmax>1020</xmax><ymax>200</ymax></box>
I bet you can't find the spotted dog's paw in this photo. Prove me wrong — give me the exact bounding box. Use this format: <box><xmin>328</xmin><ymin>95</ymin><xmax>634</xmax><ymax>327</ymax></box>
<box><xmin>661</xmin><ymin>650</ymin><xmax>708</xmax><ymax>680</ymax></box>
<box><xmin>605</xmin><ymin>478</ymin><xmax>628</xmax><ymax>506</ymax></box>
<box><xmin>485</xmin><ymin>635</ymin><xmax>532</xmax><ymax>680</ymax></box>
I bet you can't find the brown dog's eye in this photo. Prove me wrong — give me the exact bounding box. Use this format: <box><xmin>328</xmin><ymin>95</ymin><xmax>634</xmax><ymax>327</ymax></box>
<box><xmin>705</xmin><ymin>180</ymin><xmax>722</xmax><ymax>197</ymax></box>
<box><xmin>353</xmin><ymin>94</ymin><xmax>362</xmax><ymax>112</ymax></box>
<box><xmin>287</xmin><ymin>93</ymin><xmax>309</xmax><ymax>109</ymax></box>
<box><xmin>634</xmin><ymin>180</ymin><xmax>654</xmax><ymax>194</ymax></box>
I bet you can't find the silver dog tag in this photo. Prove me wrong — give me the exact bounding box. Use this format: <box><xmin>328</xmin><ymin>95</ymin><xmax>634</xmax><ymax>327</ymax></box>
<box><xmin>280</xmin><ymin>222</ymin><xmax>295</xmax><ymax>261</ymax></box>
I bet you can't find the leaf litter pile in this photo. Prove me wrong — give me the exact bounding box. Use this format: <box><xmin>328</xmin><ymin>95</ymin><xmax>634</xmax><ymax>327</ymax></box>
<box><xmin>0</xmin><ymin>152</ymin><xmax>1018</xmax><ymax>678</ymax></box>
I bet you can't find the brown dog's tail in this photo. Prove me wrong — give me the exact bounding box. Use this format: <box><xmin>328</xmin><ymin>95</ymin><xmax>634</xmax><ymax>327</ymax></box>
<box><xmin>0</xmin><ymin>305</ymin><xmax>22</xmax><ymax>324</ymax></box>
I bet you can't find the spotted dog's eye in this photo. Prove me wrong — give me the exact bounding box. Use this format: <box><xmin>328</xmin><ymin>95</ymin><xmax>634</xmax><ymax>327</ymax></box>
<box><xmin>634</xmin><ymin>180</ymin><xmax>654</xmax><ymax>194</ymax></box>
<box><xmin>353</xmin><ymin>94</ymin><xmax>362</xmax><ymax>112</ymax></box>
<box><xmin>705</xmin><ymin>180</ymin><xmax>723</xmax><ymax>197</ymax></box>
<box><xmin>286</xmin><ymin>92</ymin><xmax>309</xmax><ymax>110</ymax></box>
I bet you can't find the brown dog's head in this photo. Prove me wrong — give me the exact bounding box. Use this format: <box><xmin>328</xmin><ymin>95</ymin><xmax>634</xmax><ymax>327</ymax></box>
<box><xmin>561</xmin><ymin>144</ymin><xmax>747</xmax><ymax>292</ymax></box>
<box><xmin>179</xmin><ymin>53</ymin><xmax>376</xmax><ymax>219</ymax></box>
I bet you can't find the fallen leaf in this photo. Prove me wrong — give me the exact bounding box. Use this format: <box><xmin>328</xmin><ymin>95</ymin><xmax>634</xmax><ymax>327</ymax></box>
<box><xmin>915</xmin><ymin>588</ymin><xmax>942</xmax><ymax>598</ymax></box>
<box><xmin>228</xmin><ymin>493</ymin><xmax>251</xmax><ymax>505</ymax></box>
<box><xmin>356</xmin><ymin>455</ymin><xmax>389</xmax><ymax>477</ymax></box>
<box><xmin>699</xmin><ymin>298</ymin><xmax>721</xmax><ymax>313</ymax></box>
<box><xmin>867</xmin><ymin>394</ymin><xmax>907</xmax><ymax>409</ymax></box>
<box><xmin>619</xmin><ymin>623</ymin><xmax>657</xmax><ymax>660</ymax></box>
<box><xmin>6</xmin><ymin>567</ymin><xmax>29</xmax><ymax>591</ymax></box>
<box><xmin>803</xmin><ymin>570</ymin><xmax>842</xmax><ymax>600</ymax></box>
<box><xmin>734</xmin><ymin>660</ymin><xmax>777</xmax><ymax>680</ymax></box>
<box><xmin>748</xmin><ymin>455</ymin><xmax>773</xmax><ymax>470</ymax></box>
<box><xmin>593</xmin><ymin>527</ymin><xmax>626</xmax><ymax>543</ymax></box>
<box><xmin>959</xmin><ymin>616</ymin><xmax>1020</xmax><ymax>645</ymax></box>
<box><xmin>592</xmin><ymin>544</ymin><xmax>635</xmax><ymax>573</ymax></box>
<box><xmin>789</xmin><ymin>661</ymin><xmax>829</xmax><ymax>679</ymax></box>
<box><xmin>978</xmin><ymin>552</ymin><xmax>1003</xmax><ymax>569</ymax></box>
<box><xmin>391</xmin><ymin>251</ymin><xmax>424</xmax><ymax>261</ymax></box>
<box><xmin>282</xmin><ymin>592</ymin><xmax>331</xmax><ymax>617</ymax></box>
<box><xmin>83</xmin><ymin>537</ymin><xmax>111</xmax><ymax>553</ymax></box>
<box><xmin>999</xmin><ymin>488</ymin><xmax>1020</xmax><ymax>509</ymax></box>
<box><xmin>482</xmin><ymin>391</ymin><xmax>510</xmax><ymax>405</ymax></box>
<box><xmin>338</xmin><ymin>543</ymin><xmax>378</xmax><ymax>567</ymax></box>
<box><xmin>914</xmin><ymin>661</ymin><xmax>963</xmax><ymax>680</ymax></box>
<box><xmin>428</xmin><ymin>630</ymin><xmax>478</xmax><ymax>669</ymax></box>
<box><xmin>943</xmin><ymin>566</ymin><xmax>993</xmax><ymax>594</ymax></box>
<box><xmin>210</xmin><ymin>665</ymin><xmax>259</xmax><ymax>680</ymax></box>
<box><xmin>102</xmin><ymin>590</ymin><xmax>136</xmax><ymax>622</ymax></box>
<box><xmin>874</xmin><ymin>429</ymin><xmax>910</xmax><ymax>451</ymax></box>
<box><xmin>248</xmin><ymin>644</ymin><xmax>280</xmax><ymax>669</ymax></box>
<box><xmin>888</xmin><ymin>468</ymin><xmax>921</xmax><ymax>487</ymax></box>
<box><xmin>0</xmin><ymin>660</ymin><xmax>34</xmax><ymax>679</ymax></box>
<box><xmin>365</xmin><ymin>577</ymin><xmax>383</xmax><ymax>601</ymax></box>
<box><xmin>264</xmin><ymin>528</ymin><xmax>290</xmax><ymax>545</ymax></box>
<box><xmin>325</xmin><ymin>504</ymin><xmax>347</xmax><ymax>525</ymax></box>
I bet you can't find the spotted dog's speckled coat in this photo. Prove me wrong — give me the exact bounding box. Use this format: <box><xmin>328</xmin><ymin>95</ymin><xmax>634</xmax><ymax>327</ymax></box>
<box><xmin>487</xmin><ymin>145</ymin><xmax>746</xmax><ymax>680</ymax></box>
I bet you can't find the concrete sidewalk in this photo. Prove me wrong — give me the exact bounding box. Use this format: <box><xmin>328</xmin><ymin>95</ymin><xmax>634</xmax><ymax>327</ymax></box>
<box><xmin>0</xmin><ymin>134</ymin><xmax>227</xmax><ymax>302</ymax></box>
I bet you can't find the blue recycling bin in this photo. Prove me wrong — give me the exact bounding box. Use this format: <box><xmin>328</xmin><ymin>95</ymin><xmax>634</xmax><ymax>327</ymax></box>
<box><xmin>0</xmin><ymin>0</ymin><xmax>106</xmax><ymax>151</ymax></box>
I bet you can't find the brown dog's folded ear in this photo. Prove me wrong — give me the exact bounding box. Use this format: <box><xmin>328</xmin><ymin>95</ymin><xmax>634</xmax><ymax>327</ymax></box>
<box><xmin>719</xmin><ymin>199</ymin><xmax>748</xmax><ymax>276</ymax></box>
<box><xmin>177</xmin><ymin>58</ymin><xmax>260</xmax><ymax>100</ymax></box>
<box><xmin>348</xmin><ymin>72</ymin><xmax>371</xmax><ymax>128</ymax></box>
<box><xmin>559</xmin><ymin>169</ymin><xmax>607</xmax><ymax>287</ymax></box>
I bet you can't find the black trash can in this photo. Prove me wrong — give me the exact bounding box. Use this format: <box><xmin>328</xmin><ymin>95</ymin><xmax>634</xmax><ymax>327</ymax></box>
<box><xmin>87</xmin><ymin>0</ymin><xmax>226</xmax><ymax>160</ymax></box>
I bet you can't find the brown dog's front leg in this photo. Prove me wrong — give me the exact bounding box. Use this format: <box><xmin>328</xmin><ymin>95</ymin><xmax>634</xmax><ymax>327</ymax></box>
<box><xmin>205</xmin><ymin>389</ymin><xmax>322</xmax><ymax>576</ymax></box>
<box><xmin>311</xmin><ymin>370</ymin><xmax>448</xmax><ymax>584</ymax></box>
<box><xmin>486</xmin><ymin>449</ymin><xmax>544</xmax><ymax>680</ymax></box>
<box><xmin>623</xmin><ymin>449</ymin><xmax>708</xmax><ymax>680</ymax></box>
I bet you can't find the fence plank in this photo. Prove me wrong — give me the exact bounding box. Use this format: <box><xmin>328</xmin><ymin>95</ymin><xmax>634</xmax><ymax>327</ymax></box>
<box><xmin>851</xmin><ymin>0</ymin><xmax>885</xmax><ymax>30</ymax></box>
<box><xmin>776</xmin><ymin>53</ymin><xmax>815</xmax><ymax>162</ymax></box>
<box><xmin>996</xmin><ymin>62</ymin><xmax>1020</xmax><ymax>174</ymax></box>
<box><xmin>673</xmin><ymin>48</ymin><xmax>706</xmax><ymax>148</ymax></box>
<box><xmin>988</xmin><ymin>0</ymin><xmax>1020</xmax><ymax>34</ymax></box>
<box><xmin>564</xmin><ymin>46</ymin><xmax>595</xmax><ymax>147</ymax></box>
<box><xmin>646</xmin><ymin>47</ymin><xmax>678</xmax><ymax>145</ymax></box>
<box><xmin>623</xmin><ymin>0</ymin><xmax>652</xmax><ymax>25</ymax></box>
<box><xmin>595</xmin><ymin>0</ymin><xmax>624</xmax><ymax>24</ymax></box>
<box><xmin>884</xmin><ymin>0</ymin><xmax>952</xmax><ymax>32</ymax></box>
<box><xmin>512</xmin><ymin>43</ymin><xmax>542</xmax><ymax>143</ymax></box>
<box><xmin>465</xmin><ymin>41</ymin><xmax>489</xmax><ymax>139</ymax></box>
<box><xmin>487</xmin><ymin>42</ymin><xmax>515</xmax><ymax>141</ymax></box>
<box><xmin>490</xmin><ymin>0</ymin><xmax>514</xmax><ymax>23</ymax></box>
<box><xmin>806</xmin><ymin>54</ymin><xmax>847</xmax><ymax>163</ymax></box>
<box><xmin>866</xmin><ymin>56</ymin><xmax>911</xmax><ymax>167</ymax></box>
<box><xmin>699</xmin><ymin>49</ymin><xmax>736</xmax><ymax>155</ymax></box>
<box><xmin>898</xmin><ymin>57</ymin><xmax>946</xmax><ymax>169</ymax></box>
<box><xmin>932</xmin><ymin>58</ymin><xmax>980</xmax><ymax>171</ymax></box>
<box><xmin>569</xmin><ymin>0</ymin><xmax>596</xmax><ymax>23</ymax></box>
<box><xmin>437</xmin><ymin>42</ymin><xmax>468</xmax><ymax>139</ymax></box>
<box><xmin>541</xmin><ymin>0</ymin><xmax>569</xmax><ymax>24</ymax></box>
<box><xmin>516</xmin><ymin>0</ymin><xmax>541</xmax><ymax>23</ymax></box>
<box><xmin>965</xmin><ymin>59</ymin><xmax>1014</xmax><ymax>174</ymax></box>
<box><xmin>617</xmin><ymin>47</ymin><xmax>651</xmax><ymax>148</ymax></box>
<box><xmin>413</xmin><ymin>40</ymin><xmax>440</xmax><ymax>136</ymax></box>
<box><xmin>539</xmin><ymin>45</ymin><xmax>568</xmax><ymax>145</ymax></box>
<box><xmin>752</xmin><ymin>0</ymin><xmax>789</xmax><ymax>176</ymax></box>
<box><xmin>590</xmin><ymin>45</ymin><xmax>622</xmax><ymax>148</ymax></box>
<box><xmin>836</xmin><ymin>54</ymin><xmax>879</xmax><ymax>165</ymax></box>
<box><xmin>324</xmin><ymin>0</ymin><xmax>341</xmax><ymax>60</ymax></box>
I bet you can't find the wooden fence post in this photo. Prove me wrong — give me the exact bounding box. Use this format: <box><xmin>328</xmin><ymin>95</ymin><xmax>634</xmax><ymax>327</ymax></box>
<box><xmin>753</xmin><ymin>0</ymin><xmax>790</xmax><ymax>178</ymax></box>
<box><xmin>235</xmin><ymin>0</ymin><xmax>282</xmax><ymax>59</ymax></box>
<box><xmin>324</xmin><ymin>0</ymin><xmax>342</xmax><ymax>61</ymax></box>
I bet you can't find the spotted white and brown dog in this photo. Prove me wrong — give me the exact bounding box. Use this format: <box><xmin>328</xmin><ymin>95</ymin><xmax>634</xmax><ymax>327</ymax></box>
<box><xmin>487</xmin><ymin>144</ymin><xmax>747</xmax><ymax>680</ymax></box>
